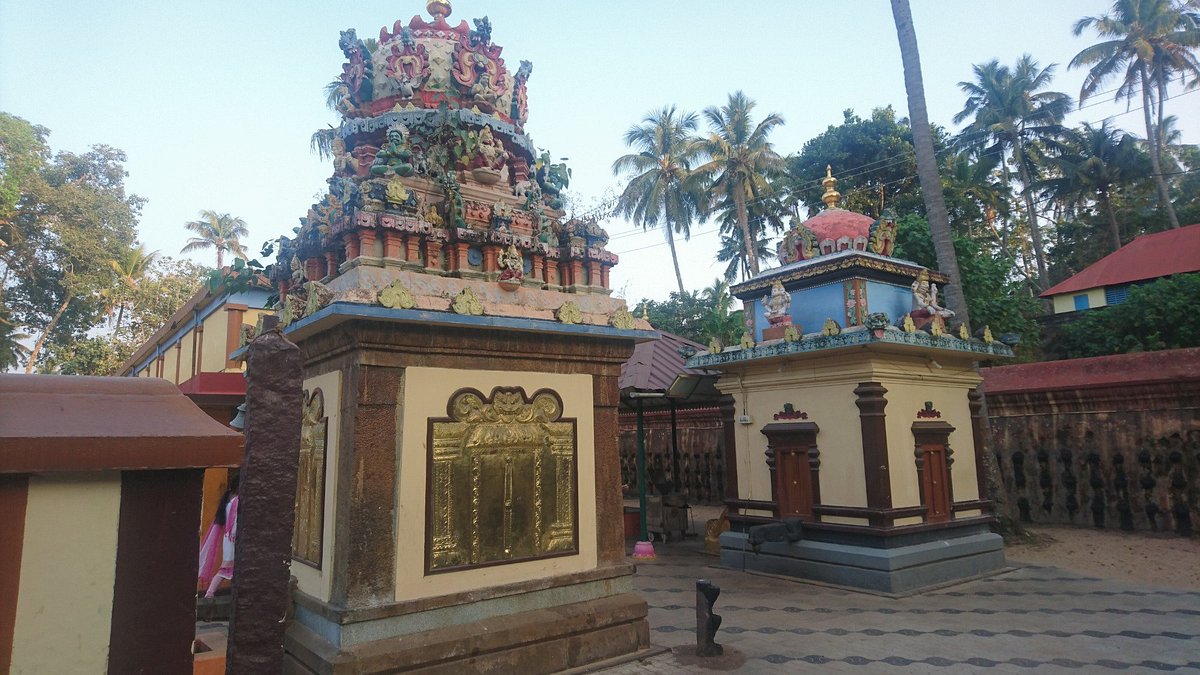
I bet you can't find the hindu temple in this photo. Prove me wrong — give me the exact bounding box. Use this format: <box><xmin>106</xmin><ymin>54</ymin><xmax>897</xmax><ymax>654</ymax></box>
<box><xmin>266</xmin><ymin>3</ymin><xmax>653</xmax><ymax>671</ymax></box>
<box><xmin>689</xmin><ymin>168</ymin><xmax>1014</xmax><ymax>593</ymax></box>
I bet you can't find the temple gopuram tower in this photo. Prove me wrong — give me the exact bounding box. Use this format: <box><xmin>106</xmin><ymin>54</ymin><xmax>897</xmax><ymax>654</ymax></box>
<box><xmin>689</xmin><ymin>169</ymin><xmax>1013</xmax><ymax>593</ymax></box>
<box><xmin>271</xmin><ymin>3</ymin><xmax>651</xmax><ymax>671</ymax></box>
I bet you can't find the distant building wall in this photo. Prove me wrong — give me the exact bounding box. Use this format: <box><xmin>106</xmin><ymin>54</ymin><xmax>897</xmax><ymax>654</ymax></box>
<box><xmin>1049</xmin><ymin>287</ymin><xmax>1106</xmax><ymax>314</ymax></box>
<box><xmin>982</xmin><ymin>348</ymin><xmax>1200</xmax><ymax>533</ymax></box>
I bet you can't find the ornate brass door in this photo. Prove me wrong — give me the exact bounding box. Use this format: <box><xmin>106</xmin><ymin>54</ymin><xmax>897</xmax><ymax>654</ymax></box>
<box><xmin>427</xmin><ymin>387</ymin><xmax>577</xmax><ymax>573</ymax></box>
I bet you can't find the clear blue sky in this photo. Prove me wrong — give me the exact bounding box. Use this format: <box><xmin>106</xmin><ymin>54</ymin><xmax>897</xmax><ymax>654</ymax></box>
<box><xmin>2</xmin><ymin>1</ymin><xmax>1196</xmax><ymax>304</ymax></box>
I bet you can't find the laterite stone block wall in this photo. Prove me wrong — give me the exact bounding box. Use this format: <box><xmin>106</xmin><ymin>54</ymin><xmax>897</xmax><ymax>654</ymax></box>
<box><xmin>982</xmin><ymin>348</ymin><xmax>1200</xmax><ymax>534</ymax></box>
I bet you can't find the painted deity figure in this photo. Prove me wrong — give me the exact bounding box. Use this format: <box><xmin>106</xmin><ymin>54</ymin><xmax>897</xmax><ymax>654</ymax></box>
<box><xmin>763</xmin><ymin>280</ymin><xmax>792</xmax><ymax>325</ymax></box>
<box><xmin>498</xmin><ymin>244</ymin><xmax>524</xmax><ymax>282</ymax></box>
<box><xmin>471</xmin><ymin>68</ymin><xmax>499</xmax><ymax>107</ymax></box>
<box><xmin>472</xmin><ymin>126</ymin><xmax>506</xmax><ymax>171</ymax></box>
<box><xmin>332</xmin><ymin>138</ymin><xmax>359</xmax><ymax>176</ymax></box>
<box><xmin>370</xmin><ymin>124</ymin><xmax>415</xmax><ymax>178</ymax></box>
<box><xmin>911</xmin><ymin>270</ymin><xmax>955</xmax><ymax>319</ymax></box>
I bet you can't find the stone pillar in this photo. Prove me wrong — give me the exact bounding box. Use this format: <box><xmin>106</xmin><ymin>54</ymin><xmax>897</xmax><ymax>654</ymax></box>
<box><xmin>426</xmin><ymin>240</ymin><xmax>443</xmax><ymax>272</ymax></box>
<box><xmin>304</xmin><ymin>258</ymin><xmax>322</xmax><ymax>282</ymax></box>
<box><xmin>343</xmin><ymin>233</ymin><xmax>360</xmax><ymax>261</ymax></box>
<box><xmin>531</xmin><ymin>254</ymin><xmax>544</xmax><ymax>284</ymax></box>
<box><xmin>358</xmin><ymin>230</ymin><xmax>377</xmax><ymax>259</ymax></box>
<box><xmin>587</xmin><ymin>261</ymin><xmax>602</xmax><ymax>288</ymax></box>
<box><xmin>227</xmin><ymin>331</ymin><xmax>303</xmax><ymax>674</ymax></box>
<box><xmin>483</xmin><ymin>245</ymin><xmax>500</xmax><ymax>275</ymax></box>
<box><xmin>324</xmin><ymin>252</ymin><xmax>338</xmax><ymax>277</ymax></box>
<box><xmin>854</xmin><ymin>381</ymin><xmax>891</xmax><ymax>526</ymax></box>
<box><xmin>405</xmin><ymin>235</ymin><xmax>422</xmax><ymax>264</ymax></box>
<box><xmin>331</xmin><ymin>364</ymin><xmax>402</xmax><ymax>607</ymax></box>
<box><xmin>967</xmin><ymin>386</ymin><xmax>991</xmax><ymax>512</ymax></box>
<box><xmin>593</xmin><ymin>372</ymin><xmax>623</xmax><ymax>565</ymax></box>
<box><xmin>382</xmin><ymin>231</ymin><xmax>403</xmax><ymax>261</ymax></box>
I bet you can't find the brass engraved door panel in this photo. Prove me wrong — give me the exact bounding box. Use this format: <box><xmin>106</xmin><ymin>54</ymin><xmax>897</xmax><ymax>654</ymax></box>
<box><xmin>427</xmin><ymin>387</ymin><xmax>578</xmax><ymax>573</ymax></box>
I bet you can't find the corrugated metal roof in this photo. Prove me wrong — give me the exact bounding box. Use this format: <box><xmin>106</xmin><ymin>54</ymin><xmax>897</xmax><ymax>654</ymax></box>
<box><xmin>1041</xmin><ymin>223</ymin><xmax>1200</xmax><ymax>297</ymax></box>
<box><xmin>619</xmin><ymin>330</ymin><xmax>711</xmax><ymax>392</ymax></box>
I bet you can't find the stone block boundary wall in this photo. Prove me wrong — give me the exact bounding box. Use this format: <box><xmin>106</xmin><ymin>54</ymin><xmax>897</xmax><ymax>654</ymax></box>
<box><xmin>981</xmin><ymin>348</ymin><xmax>1200</xmax><ymax>534</ymax></box>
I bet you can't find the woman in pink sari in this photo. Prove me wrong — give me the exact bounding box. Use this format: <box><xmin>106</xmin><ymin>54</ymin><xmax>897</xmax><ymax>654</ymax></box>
<box><xmin>198</xmin><ymin>475</ymin><xmax>239</xmax><ymax>598</ymax></box>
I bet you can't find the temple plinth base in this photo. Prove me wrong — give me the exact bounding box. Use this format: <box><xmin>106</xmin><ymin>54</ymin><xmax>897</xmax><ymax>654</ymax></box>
<box><xmin>280</xmin><ymin>301</ymin><xmax>653</xmax><ymax>673</ymax></box>
<box><xmin>719</xmin><ymin>520</ymin><xmax>1003</xmax><ymax>594</ymax></box>
<box><xmin>285</xmin><ymin>591</ymin><xmax>648</xmax><ymax>674</ymax></box>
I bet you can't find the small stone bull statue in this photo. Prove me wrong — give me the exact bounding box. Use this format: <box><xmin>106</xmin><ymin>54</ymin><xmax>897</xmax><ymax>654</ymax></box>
<box><xmin>747</xmin><ymin>518</ymin><xmax>804</xmax><ymax>553</ymax></box>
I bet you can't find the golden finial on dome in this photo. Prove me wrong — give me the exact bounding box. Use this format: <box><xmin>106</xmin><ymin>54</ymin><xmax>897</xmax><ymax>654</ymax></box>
<box><xmin>821</xmin><ymin>165</ymin><xmax>841</xmax><ymax>209</ymax></box>
<box><xmin>427</xmin><ymin>0</ymin><xmax>452</xmax><ymax>19</ymax></box>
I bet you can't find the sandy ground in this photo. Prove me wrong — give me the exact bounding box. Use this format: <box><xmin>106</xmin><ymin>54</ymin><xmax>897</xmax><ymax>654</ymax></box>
<box><xmin>1004</xmin><ymin>524</ymin><xmax>1200</xmax><ymax>591</ymax></box>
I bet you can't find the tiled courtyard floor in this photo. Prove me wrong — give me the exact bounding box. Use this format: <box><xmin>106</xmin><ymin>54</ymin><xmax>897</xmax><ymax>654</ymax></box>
<box><xmin>598</xmin><ymin>539</ymin><xmax>1200</xmax><ymax>673</ymax></box>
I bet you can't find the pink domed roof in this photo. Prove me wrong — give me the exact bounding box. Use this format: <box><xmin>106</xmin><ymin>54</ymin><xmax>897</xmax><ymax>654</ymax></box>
<box><xmin>803</xmin><ymin>208</ymin><xmax>875</xmax><ymax>243</ymax></box>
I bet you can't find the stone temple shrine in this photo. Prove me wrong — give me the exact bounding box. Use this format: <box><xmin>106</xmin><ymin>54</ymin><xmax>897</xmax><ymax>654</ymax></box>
<box><xmin>265</xmin><ymin>2</ymin><xmax>653</xmax><ymax>671</ymax></box>
<box><xmin>689</xmin><ymin>168</ymin><xmax>1014</xmax><ymax>593</ymax></box>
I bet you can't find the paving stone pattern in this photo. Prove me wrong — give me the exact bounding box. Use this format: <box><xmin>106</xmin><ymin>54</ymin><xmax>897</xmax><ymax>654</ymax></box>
<box><xmin>598</xmin><ymin>542</ymin><xmax>1200</xmax><ymax>673</ymax></box>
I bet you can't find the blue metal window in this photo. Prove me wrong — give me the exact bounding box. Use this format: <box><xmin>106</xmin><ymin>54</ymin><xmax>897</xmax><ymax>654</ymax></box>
<box><xmin>1073</xmin><ymin>294</ymin><xmax>1090</xmax><ymax>311</ymax></box>
<box><xmin>1105</xmin><ymin>285</ymin><xmax>1129</xmax><ymax>305</ymax></box>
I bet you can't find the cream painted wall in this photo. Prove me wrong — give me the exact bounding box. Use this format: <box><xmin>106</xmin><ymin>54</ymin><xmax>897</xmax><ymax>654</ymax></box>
<box><xmin>292</xmin><ymin>370</ymin><xmax>341</xmax><ymax>602</ymax></box>
<box><xmin>200</xmin><ymin>311</ymin><xmax>230</xmax><ymax>373</ymax></box>
<box><xmin>396</xmin><ymin>367</ymin><xmax>597</xmax><ymax>601</ymax></box>
<box><xmin>162</xmin><ymin>346</ymin><xmax>179</xmax><ymax>385</ymax></box>
<box><xmin>720</xmin><ymin>357</ymin><xmax>874</xmax><ymax>509</ymax></box>
<box><xmin>715</xmin><ymin>348</ymin><xmax>985</xmax><ymax>517</ymax></box>
<box><xmin>1050</xmin><ymin>287</ymin><xmax>1106</xmax><ymax>314</ymax></box>
<box><xmin>878</xmin><ymin>363</ymin><xmax>982</xmax><ymax>506</ymax></box>
<box><xmin>10</xmin><ymin>473</ymin><xmax>121</xmax><ymax>675</ymax></box>
<box><xmin>177</xmin><ymin>332</ymin><xmax>195</xmax><ymax>383</ymax></box>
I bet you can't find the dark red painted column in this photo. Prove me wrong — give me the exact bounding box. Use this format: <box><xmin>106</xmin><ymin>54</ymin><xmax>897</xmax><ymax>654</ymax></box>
<box><xmin>108</xmin><ymin>469</ymin><xmax>204</xmax><ymax>675</ymax></box>
<box><xmin>854</xmin><ymin>381</ymin><xmax>892</xmax><ymax>527</ymax></box>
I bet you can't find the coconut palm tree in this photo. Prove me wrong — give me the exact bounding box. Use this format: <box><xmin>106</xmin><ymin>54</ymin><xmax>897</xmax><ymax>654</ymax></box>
<box><xmin>891</xmin><ymin>0</ymin><xmax>971</xmax><ymax>325</ymax></box>
<box><xmin>611</xmin><ymin>106</ymin><xmax>706</xmax><ymax>294</ymax></box>
<box><xmin>712</xmin><ymin>190</ymin><xmax>785</xmax><ymax>282</ymax></box>
<box><xmin>1070</xmin><ymin>0</ymin><xmax>1200</xmax><ymax>230</ymax></box>
<box><xmin>1039</xmin><ymin>121</ymin><xmax>1151</xmax><ymax>252</ymax></box>
<box><xmin>181</xmin><ymin>210</ymin><xmax>249</xmax><ymax>269</ymax></box>
<box><xmin>107</xmin><ymin>243</ymin><xmax>159</xmax><ymax>329</ymax></box>
<box><xmin>954</xmin><ymin>55</ymin><xmax>1072</xmax><ymax>290</ymax></box>
<box><xmin>694</xmin><ymin>92</ymin><xmax>785</xmax><ymax>278</ymax></box>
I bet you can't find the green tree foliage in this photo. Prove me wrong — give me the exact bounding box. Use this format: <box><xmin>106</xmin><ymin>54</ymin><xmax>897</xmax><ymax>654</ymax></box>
<box><xmin>612</xmin><ymin>106</ymin><xmax>706</xmax><ymax>294</ymax></box>
<box><xmin>638</xmin><ymin>283</ymin><xmax>744</xmax><ymax>347</ymax></box>
<box><xmin>43</xmin><ymin>257</ymin><xmax>205</xmax><ymax>375</ymax></box>
<box><xmin>694</xmin><ymin>91</ymin><xmax>785</xmax><ymax>277</ymax></box>
<box><xmin>893</xmin><ymin>214</ymin><xmax>1041</xmax><ymax>358</ymax></box>
<box><xmin>4</xmin><ymin>142</ymin><xmax>143</xmax><ymax>372</ymax></box>
<box><xmin>787</xmin><ymin>107</ymin><xmax>927</xmax><ymax>218</ymax></box>
<box><xmin>639</xmin><ymin>291</ymin><xmax>710</xmax><ymax>344</ymax></box>
<box><xmin>0</xmin><ymin>113</ymin><xmax>49</xmax><ymax>246</ymax></box>
<box><xmin>1053</xmin><ymin>274</ymin><xmax>1200</xmax><ymax>358</ymax></box>
<box><xmin>700</xmin><ymin>279</ymin><xmax>745</xmax><ymax>345</ymax></box>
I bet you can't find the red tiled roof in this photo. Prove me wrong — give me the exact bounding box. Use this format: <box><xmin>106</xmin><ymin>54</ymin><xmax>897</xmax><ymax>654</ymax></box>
<box><xmin>980</xmin><ymin>347</ymin><xmax>1200</xmax><ymax>394</ymax></box>
<box><xmin>619</xmin><ymin>331</ymin><xmax>710</xmax><ymax>392</ymax></box>
<box><xmin>1040</xmin><ymin>223</ymin><xmax>1200</xmax><ymax>297</ymax></box>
